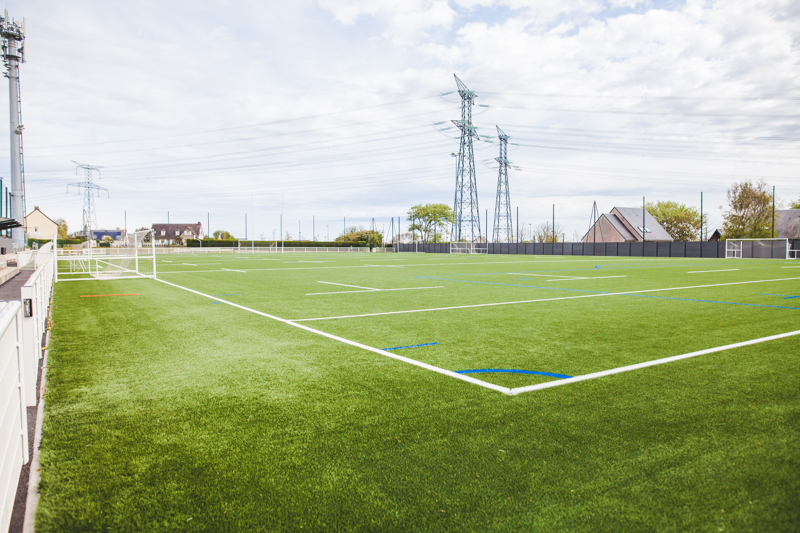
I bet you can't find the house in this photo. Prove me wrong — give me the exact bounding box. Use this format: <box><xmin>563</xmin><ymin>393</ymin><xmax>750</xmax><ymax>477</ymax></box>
<box><xmin>92</xmin><ymin>229</ymin><xmax>126</xmax><ymax>242</ymax></box>
<box><xmin>776</xmin><ymin>209</ymin><xmax>800</xmax><ymax>239</ymax></box>
<box><xmin>708</xmin><ymin>229</ymin><xmax>722</xmax><ymax>242</ymax></box>
<box><xmin>582</xmin><ymin>206</ymin><xmax>673</xmax><ymax>243</ymax></box>
<box><xmin>25</xmin><ymin>206</ymin><xmax>59</xmax><ymax>240</ymax></box>
<box><xmin>151</xmin><ymin>222</ymin><xmax>204</xmax><ymax>245</ymax></box>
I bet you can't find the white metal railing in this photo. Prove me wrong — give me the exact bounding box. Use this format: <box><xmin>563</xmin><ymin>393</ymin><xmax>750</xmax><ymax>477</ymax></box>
<box><xmin>0</xmin><ymin>301</ymin><xmax>28</xmax><ymax>533</ymax></box>
<box><xmin>0</xmin><ymin>248</ymin><xmax>55</xmax><ymax>531</ymax></box>
<box><xmin>21</xmin><ymin>250</ymin><xmax>54</xmax><ymax>406</ymax></box>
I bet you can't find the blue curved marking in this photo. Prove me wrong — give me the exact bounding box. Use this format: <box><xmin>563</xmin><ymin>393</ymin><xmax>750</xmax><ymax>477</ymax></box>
<box><xmin>383</xmin><ymin>342</ymin><xmax>439</xmax><ymax>351</ymax></box>
<box><xmin>456</xmin><ymin>369</ymin><xmax>572</xmax><ymax>379</ymax></box>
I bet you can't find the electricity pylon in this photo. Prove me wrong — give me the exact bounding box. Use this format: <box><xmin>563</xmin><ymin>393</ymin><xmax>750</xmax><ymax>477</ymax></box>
<box><xmin>1</xmin><ymin>11</ymin><xmax>26</xmax><ymax>248</ymax></box>
<box><xmin>451</xmin><ymin>74</ymin><xmax>481</xmax><ymax>242</ymax></box>
<box><xmin>492</xmin><ymin>126</ymin><xmax>512</xmax><ymax>243</ymax></box>
<box><xmin>68</xmin><ymin>162</ymin><xmax>108</xmax><ymax>241</ymax></box>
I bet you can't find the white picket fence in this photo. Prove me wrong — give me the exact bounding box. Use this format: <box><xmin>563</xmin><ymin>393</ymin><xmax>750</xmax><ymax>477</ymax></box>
<box><xmin>0</xmin><ymin>245</ymin><xmax>55</xmax><ymax>532</ymax></box>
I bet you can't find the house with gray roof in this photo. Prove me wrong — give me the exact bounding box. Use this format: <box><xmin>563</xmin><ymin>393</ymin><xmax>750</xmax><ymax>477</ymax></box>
<box><xmin>582</xmin><ymin>207</ymin><xmax>673</xmax><ymax>243</ymax></box>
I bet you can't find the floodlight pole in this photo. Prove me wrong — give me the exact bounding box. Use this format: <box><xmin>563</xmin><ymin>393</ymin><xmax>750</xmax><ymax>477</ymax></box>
<box><xmin>772</xmin><ymin>186</ymin><xmax>775</xmax><ymax>238</ymax></box>
<box><xmin>700</xmin><ymin>192</ymin><xmax>703</xmax><ymax>241</ymax></box>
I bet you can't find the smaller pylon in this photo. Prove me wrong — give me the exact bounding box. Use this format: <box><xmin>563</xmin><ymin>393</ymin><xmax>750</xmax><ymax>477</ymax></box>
<box><xmin>492</xmin><ymin>126</ymin><xmax>512</xmax><ymax>243</ymax></box>
<box><xmin>67</xmin><ymin>161</ymin><xmax>108</xmax><ymax>242</ymax></box>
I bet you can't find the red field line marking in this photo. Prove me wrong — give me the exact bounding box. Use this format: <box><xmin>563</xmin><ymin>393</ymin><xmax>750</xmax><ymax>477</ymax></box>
<box><xmin>80</xmin><ymin>293</ymin><xmax>140</xmax><ymax>298</ymax></box>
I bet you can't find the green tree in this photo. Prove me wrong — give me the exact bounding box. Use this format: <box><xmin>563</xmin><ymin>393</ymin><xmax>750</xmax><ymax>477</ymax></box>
<box><xmin>407</xmin><ymin>203</ymin><xmax>454</xmax><ymax>243</ymax></box>
<box><xmin>213</xmin><ymin>230</ymin><xmax>234</xmax><ymax>240</ymax></box>
<box><xmin>645</xmin><ymin>200</ymin><xmax>702</xmax><ymax>241</ymax></box>
<box><xmin>790</xmin><ymin>195</ymin><xmax>800</xmax><ymax>209</ymax></box>
<box><xmin>721</xmin><ymin>180</ymin><xmax>775</xmax><ymax>239</ymax></box>
<box><xmin>334</xmin><ymin>226</ymin><xmax>383</xmax><ymax>245</ymax></box>
<box><xmin>54</xmin><ymin>218</ymin><xmax>68</xmax><ymax>240</ymax></box>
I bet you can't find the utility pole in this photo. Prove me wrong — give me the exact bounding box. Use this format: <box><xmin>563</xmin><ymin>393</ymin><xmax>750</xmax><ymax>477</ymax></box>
<box><xmin>772</xmin><ymin>186</ymin><xmax>775</xmax><ymax>238</ymax></box>
<box><xmin>492</xmin><ymin>126</ymin><xmax>512</xmax><ymax>243</ymax></box>
<box><xmin>451</xmin><ymin>74</ymin><xmax>481</xmax><ymax>242</ymax></box>
<box><xmin>67</xmin><ymin>162</ymin><xmax>107</xmax><ymax>244</ymax></box>
<box><xmin>2</xmin><ymin>12</ymin><xmax>26</xmax><ymax>248</ymax></box>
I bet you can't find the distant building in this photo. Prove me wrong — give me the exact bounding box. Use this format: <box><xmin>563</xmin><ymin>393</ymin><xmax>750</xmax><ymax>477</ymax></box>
<box><xmin>92</xmin><ymin>229</ymin><xmax>126</xmax><ymax>242</ymax></box>
<box><xmin>25</xmin><ymin>206</ymin><xmax>59</xmax><ymax>240</ymax></box>
<box><xmin>708</xmin><ymin>229</ymin><xmax>722</xmax><ymax>242</ymax></box>
<box><xmin>776</xmin><ymin>209</ymin><xmax>800</xmax><ymax>239</ymax></box>
<box><xmin>582</xmin><ymin>206</ymin><xmax>673</xmax><ymax>243</ymax></box>
<box><xmin>151</xmin><ymin>222</ymin><xmax>204</xmax><ymax>245</ymax></box>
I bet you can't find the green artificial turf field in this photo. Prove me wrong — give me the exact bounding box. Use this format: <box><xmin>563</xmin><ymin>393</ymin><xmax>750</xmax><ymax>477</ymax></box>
<box><xmin>39</xmin><ymin>252</ymin><xmax>800</xmax><ymax>531</ymax></box>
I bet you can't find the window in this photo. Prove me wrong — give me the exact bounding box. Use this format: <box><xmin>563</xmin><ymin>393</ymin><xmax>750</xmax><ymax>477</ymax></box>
<box><xmin>161</xmin><ymin>230</ymin><xmax>165</xmax><ymax>236</ymax></box>
<box><xmin>185</xmin><ymin>229</ymin><xmax>192</xmax><ymax>235</ymax></box>
<box><xmin>34</xmin><ymin>227</ymin><xmax>38</xmax><ymax>232</ymax></box>
<box><xmin>637</xmin><ymin>226</ymin><xmax>651</xmax><ymax>234</ymax></box>
<box><xmin>175</xmin><ymin>230</ymin><xmax>180</xmax><ymax>235</ymax></box>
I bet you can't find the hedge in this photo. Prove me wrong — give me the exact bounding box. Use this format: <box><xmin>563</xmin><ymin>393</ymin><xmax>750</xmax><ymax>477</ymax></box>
<box><xmin>186</xmin><ymin>239</ymin><xmax>388</xmax><ymax>248</ymax></box>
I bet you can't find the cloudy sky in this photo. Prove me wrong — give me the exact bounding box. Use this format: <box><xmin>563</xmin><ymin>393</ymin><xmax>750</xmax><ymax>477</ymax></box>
<box><xmin>3</xmin><ymin>0</ymin><xmax>799</xmax><ymax>241</ymax></box>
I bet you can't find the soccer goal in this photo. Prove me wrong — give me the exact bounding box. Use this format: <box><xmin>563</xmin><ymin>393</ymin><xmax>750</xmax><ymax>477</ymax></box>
<box><xmin>57</xmin><ymin>229</ymin><xmax>157</xmax><ymax>281</ymax></box>
<box><xmin>725</xmin><ymin>238</ymin><xmax>790</xmax><ymax>259</ymax></box>
<box><xmin>450</xmin><ymin>242</ymin><xmax>489</xmax><ymax>254</ymax></box>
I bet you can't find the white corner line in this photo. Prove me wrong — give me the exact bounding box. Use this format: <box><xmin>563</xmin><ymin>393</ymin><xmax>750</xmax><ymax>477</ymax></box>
<box><xmin>546</xmin><ymin>275</ymin><xmax>628</xmax><ymax>281</ymax></box>
<box><xmin>687</xmin><ymin>269</ymin><xmax>739</xmax><ymax>273</ymax></box>
<box><xmin>509</xmin><ymin>329</ymin><xmax>800</xmax><ymax>395</ymax></box>
<box><xmin>221</xmin><ymin>268</ymin><xmax>247</xmax><ymax>273</ymax></box>
<box><xmin>155</xmin><ymin>278</ymin><xmax>511</xmax><ymax>395</ymax></box>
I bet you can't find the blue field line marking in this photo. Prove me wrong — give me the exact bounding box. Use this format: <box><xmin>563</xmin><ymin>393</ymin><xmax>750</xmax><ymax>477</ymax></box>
<box><xmin>784</xmin><ymin>295</ymin><xmax>800</xmax><ymax>299</ymax></box>
<box><xmin>416</xmin><ymin>277</ymin><xmax>800</xmax><ymax>311</ymax></box>
<box><xmin>383</xmin><ymin>342</ymin><xmax>439</xmax><ymax>351</ymax></box>
<box><xmin>457</xmin><ymin>369</ymin><xmax>572</xmax><ymax>379</ymax></box>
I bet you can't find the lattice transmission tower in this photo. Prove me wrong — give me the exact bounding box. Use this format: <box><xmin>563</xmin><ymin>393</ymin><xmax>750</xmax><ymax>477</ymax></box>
<box><xmin>451</xmin><ymin>74</ymin><xmax>481</xmax><ymax>242</ymax></box>
<box><xmin>68</xmin><ymin>162</ymin><xmax>108</xmax><ymax>241</ymax></box>
<box><xmin>1</xmin><ymin>11</ymin><xmax>27</xmax><ymax>248</ymax></box>
<box><xmin>492</xmin><ymin>126</ymin><xmax>512</xmax><ymax>243</ymax></box>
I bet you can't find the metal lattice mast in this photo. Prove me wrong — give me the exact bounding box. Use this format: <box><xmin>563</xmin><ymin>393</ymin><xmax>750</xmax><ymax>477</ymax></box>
<box><xmin>451</xmin><ymin>74</ymin><xmax>481</xmax><ymax>242</ymax></box>
<box><xmin>68</xmin><ymin>162</ymin><xmax>108</xmax><ymax>242</ymax></box>
<box><xmin>1</xmin><ymin>11</ymin><xmax>26</xmax><ymax>248</ymax></box>
<box><xmin>492</xmin><ymin>126</ymin><xmax>512</xmax><ymax>243</ymax></box>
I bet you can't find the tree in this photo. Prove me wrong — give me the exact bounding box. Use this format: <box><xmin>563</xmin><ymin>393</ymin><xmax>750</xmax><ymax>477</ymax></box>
<box><xmin>533</xmin><ymin>222</ymin><xmax>565</xmax><ymax>243</ymax></box>
<box><xmin>334</xmin><ymin>226</ymin><xmax>383</xmax><ymax>245</ymax></box>
<box><xmin>213</xmin><ymin>230</ymin><xmax>234</xmax><ymax>240</ymax></box>
<box><xmin>54</xmin><ymin>218</ymin><xmax>69</xmax><ymax>240</ymax></box>
<box><xmin>407</xmin><ymin>203</ymin><xmax>454</xmax><ymax>243</ymax></box>
<box><xmin>721</xmin><ymin>180</ymin><xmax>774</xmax><ymax>239</ymax></box>
<box><xmin>790</xmin><ymin>195</ymin><xmax>800</xmax><ymax>209</ymax></box>
<box><xmin>645</xmin><ymin>200</ymin><xmax>702</xmax><ymax>241</ymax></box>
<box><xmin>101</xmin><ymin>235</ymin><xmax>114</xmax><ymax>243</ymax></box>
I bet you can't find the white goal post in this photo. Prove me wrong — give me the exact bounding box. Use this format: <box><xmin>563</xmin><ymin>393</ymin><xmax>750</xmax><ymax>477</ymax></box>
<box><xmin>56</xmin><ymin>229</ymin><xmax>157</xmax><ymax>281</ymax></box>
<box><xmin>725</xmin><ymin>238</ymin><xmax>790</xmax><ymax>259</ymax></box>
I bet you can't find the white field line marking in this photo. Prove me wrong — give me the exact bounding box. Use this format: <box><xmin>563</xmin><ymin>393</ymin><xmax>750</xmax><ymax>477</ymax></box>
<box><xmin>318</xmin><ymin>281</ymin><xmax>378</xmax><ymax>290</ymax></box>
<box><xmin>364</xmin><ymin>264</ymin><xmax>404</xmax><ymax>267</ymax></box>
<box><xmin>510</xmin><ymin>329</ymin><xmax>800</xmax><ymax>395</ymax></box>
<box><xmin>54</xmin><ymin>276</ymin><xmax>151</xmax><ymax>282</ymax></box>
<box><xmin>687</xmin><ymin>269</ymin><xmax>739</xmax><ymax>273</ymax></box>
<box><xmin>162</xmin><ymin>260</ymin><xmax>173</xmax><ymax>263</ymax></box>
<box><xmin>155</xmin><ymin>278</ymin><xmax>510</xmax><ymax>394</ymax></box>
<box><xmin>508</xmin><ymin>272</ymin><xmax>582</xmax><ymax>278</ymax></box>
<box><xmin>545</xmin><ymin>275</ymin><xmax>628</xmax><ymax>281</ymax></box>
<box><xmin>292</xmin><ymin>276</ymin><xmax>800</xmax><ymax>322</ymax></box>
<box><xmin>182</xmin><ymin>263</ymin><xmax>197</xmax><ymax>266</ymax></box>
<box><xmin>782</xmin><ymin>266</ymin><xmax>800</xmax><ymax>268</ymax></box>
<box><xmin>221</xmin><ymin>268</ymin><xmax>247</xmax><ymax>273</ymax></box>
<box><xmin>307</xmin><ymin>286</ymin><xmax>444</xmax><ymax>296</ymax></box>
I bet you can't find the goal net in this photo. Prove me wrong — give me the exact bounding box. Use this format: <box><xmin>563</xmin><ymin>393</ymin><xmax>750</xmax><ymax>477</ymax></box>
<box><xmin>450</xmin><ymin>242</ymin><xmax>488</xmax><ymax>254</ymax></box>
<box><xmin>725</xmin><ymin>238</ymin><xmax>789</xmax><ymax>259</ymax></box>
<box><xmin>57</xmin><ymin>229</ymin><xmax>156</xmax><ymax>280</ymax></box>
